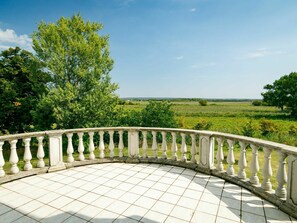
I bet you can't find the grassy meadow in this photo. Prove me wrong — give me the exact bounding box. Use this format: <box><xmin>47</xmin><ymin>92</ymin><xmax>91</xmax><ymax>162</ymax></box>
<box><xmin>123</xmin><ymin>100</ymin><xmax>297</xmax><ymax>146</ymax></box>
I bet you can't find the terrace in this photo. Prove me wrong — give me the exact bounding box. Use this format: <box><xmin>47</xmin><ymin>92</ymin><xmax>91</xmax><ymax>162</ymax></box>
<box><xmin>0</xmin><ymin>127</ymin><xmax>297</xmax><ymax>222</ymax></box>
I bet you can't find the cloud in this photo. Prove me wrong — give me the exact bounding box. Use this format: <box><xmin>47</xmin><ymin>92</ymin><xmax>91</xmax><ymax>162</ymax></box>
<box><xmin>247</xmin><ymin>48</ymin><xmax>284</xmax><ymax>59</ymax></box>
<box><xmin>189</xmin><ymin>8</ymin><xmax>197</xmax><ymax>12</ymax></box>
<box><xmin>0</xmin><ymin>28</ymin><xmax>32</xmax><ymax>51</ymax></box>
<box><xmin>191</xmin><ymin>62</ymin><xmax>216</xmax><ymax>69</ymax></box>
<box><xmin>175</xmin><ymin>56</ymin><xmax>184</xmax><ymax>60</ymax></box>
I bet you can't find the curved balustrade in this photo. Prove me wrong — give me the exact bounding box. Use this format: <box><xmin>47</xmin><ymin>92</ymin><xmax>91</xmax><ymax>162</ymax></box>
<box><xmin>0</xmin><ymin>127</ymin><xmax>296</xmax><ymax>218</ymax></box>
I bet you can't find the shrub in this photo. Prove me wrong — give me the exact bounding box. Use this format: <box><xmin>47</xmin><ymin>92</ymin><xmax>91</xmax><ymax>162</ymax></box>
<box><xmin>259</xmin><ymin>119</ymin><xmax>278</xmax><ymax>135</ymax></box>
<box><xmin>193</xmin><ymin>119</ymin><xmax>212</xmax><ymax>130</ymax></box>
<box><xmin>199</xmin><ymin>99</ymin><xmax>208</xmax><ymax>106</ymax></box>
<box><xmin>241</xmin><ymin>120</ymin><xmax>257</xmax><ymax>137</ymax></box>
<box><xmin>252</xmin><ymin>100</ymin><xmax>262</xmax><ymax>106</ymax></box>
<box><xmin>289</xmin><ymin>124</ymin><xmax>297</xmax><ymax>135</ymax></box>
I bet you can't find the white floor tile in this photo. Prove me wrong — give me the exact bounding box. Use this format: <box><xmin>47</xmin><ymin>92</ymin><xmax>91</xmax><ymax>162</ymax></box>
<box><xmin>151</xmin><ymin>201</ymin><xmax>174</xmax><ymax>215</ymax></box>
<box><xmin>191</xmin><ymin>211</ymin><xmax>216</xmax><ymax>223</ymax></box>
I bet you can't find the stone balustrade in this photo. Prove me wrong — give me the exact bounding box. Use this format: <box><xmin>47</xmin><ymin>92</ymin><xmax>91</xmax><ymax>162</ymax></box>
<box><xmin>0</xmin><ymin>127</ymin><xmax>296</xmax><ymax>217</ymax></box>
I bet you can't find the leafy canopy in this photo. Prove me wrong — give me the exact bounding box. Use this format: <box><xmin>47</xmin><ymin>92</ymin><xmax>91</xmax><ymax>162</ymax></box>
<box><xmin>0</xmin><ymin>47</ymin><xmax>49</xmax><ymax>133</ymax></box>
<box><xmin>262</xmin><ymin>72</ymin><xmax>297</xmax><ymax>117</ymax></box>
<box><xmin>32</xmin><ymin>14</ymin><xmax>119</xmax><ymax>129</ymax></box>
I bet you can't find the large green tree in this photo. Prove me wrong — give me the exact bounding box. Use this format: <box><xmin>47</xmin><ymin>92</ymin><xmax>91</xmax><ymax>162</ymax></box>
<box><xmin>262</xmin><ymin>72</ymin><xmax>297</xmax><ymax>117</ymax></box>
<box><xmin>0</xmin><ymin>47</ymin><xmax>49</xmax><ymax>133</ymax></box>
<box><xmin>32</xmin><ymin>14</ymin><xmax>119</xmax><ymax>129</ymax></box>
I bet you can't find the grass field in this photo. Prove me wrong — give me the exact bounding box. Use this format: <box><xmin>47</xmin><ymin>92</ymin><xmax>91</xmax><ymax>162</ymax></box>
<box><xmin>123</xmin><ymin>100</ymin><xmax>297</xmax><ymax>146</ymax></box>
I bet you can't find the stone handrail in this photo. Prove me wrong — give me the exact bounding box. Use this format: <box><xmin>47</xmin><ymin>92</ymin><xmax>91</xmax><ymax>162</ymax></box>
<box><xmin>0</xmin><ymin>127</ymin><xmax>296</xmax><ymax>217</ymax></box>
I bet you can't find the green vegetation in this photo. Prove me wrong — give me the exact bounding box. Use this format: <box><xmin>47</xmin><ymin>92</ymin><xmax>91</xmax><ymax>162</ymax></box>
<box><xmin>123</xmin><ymin>100</ymin><xmax>297</xmax><ymax>146</ymax></box>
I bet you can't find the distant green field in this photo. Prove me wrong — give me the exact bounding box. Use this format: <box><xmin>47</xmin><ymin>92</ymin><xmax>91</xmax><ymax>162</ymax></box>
<box><xmin>123</xmin><ymin>100</ymin><xmax>297</xmax><ymax>146</ymax></box>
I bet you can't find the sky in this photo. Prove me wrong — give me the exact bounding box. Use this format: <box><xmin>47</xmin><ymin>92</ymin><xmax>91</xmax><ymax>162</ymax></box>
<box><xmin>0</xmin><ymin>0</ymin><xmax>297</xmax><ymax>99</ymax></box>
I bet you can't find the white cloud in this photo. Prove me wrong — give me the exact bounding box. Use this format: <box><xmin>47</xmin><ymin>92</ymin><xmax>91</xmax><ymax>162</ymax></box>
<box><xmin>175</xmin><ymin>56</ymin><xmax>184</xmax><ymax>60</ymax></box>
<box><xmin>191</xmin><ymin>62</ymin><xmax>216</xmax><ymax>69</ymax></box>
<box><xmin>247</xmin><ymin>48</ymin><xmax>283</xmax><ymax>59</ymax></box>
<box><xmin>0</xmin><ymin>28</ymin><xmax>32</xmax><ymax>51</ymax></box>
<box><xmin>189</xmin><ymin>8</ymin><xmax>197</xmax><ymax>12</ymax></box>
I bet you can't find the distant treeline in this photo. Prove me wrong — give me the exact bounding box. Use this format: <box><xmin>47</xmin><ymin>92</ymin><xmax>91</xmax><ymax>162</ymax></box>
<box><xmin>121</xmin><ymin>97</ymin><xmax>260</xmax><ymax>102</ymax></box>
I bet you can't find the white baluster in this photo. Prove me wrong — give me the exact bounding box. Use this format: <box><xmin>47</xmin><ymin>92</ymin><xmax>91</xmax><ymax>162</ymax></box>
<box><xmin>152</xmin><ymin>131</ymin><xmax>158</xmax><ymax>158</ymax></box>
<box><xmin>109</xmin><ymin>131</ymin><xmax>115</xmax><ymax>158</ymax></box>
<box><xmin>250</xmin><ymin>144</ymin><xmax>260</xmax><ymax>185</ymax></box>
<box><xmin>262</xmin><ymin>147</ymin><xmax>273</xmax><ymax>192</ymax></box>
<box><xmin>171</xmin><ymin>132</ymin><xmax>178</xmax><ymax>160</ymax></box>
<box><xmin>119</xmin><ymin>131</ymin><xmax>124</xmax><ymax>158</ymax></box>
<box><xmin>37</xmin><ymin>136</ymin><xmax>45</xmax><ymax>168</ymax></box>
<box><xmin>161</xmin><ymin>131</ymin><xmax>167</xmax><ymax>159</ymax></box>
<box><xmin>88</xmin><ymin>132</ymin><xmax>95</xmax><ymax>160</ymax></box>
<box><xmin>67</xmin><ymin>133</ymin><xmax>74</xmax><ymax>163</ymax></box>
<box><xmin>99</xmin><ymin>131</ymin><xmax>105</xmax><ymax>159</ymax></box>
<box><xmin>190</xmin><ymin>134</ymin><xmax>197</xmax><ymax>163</ymax></box>
<box><xmin>0</xmin><ymin>141</ymin><xmax>5</xmax><ymax>177</ymax></box>
<box><xmin>216</xmin><ymin>137</ymin><xmax>224</xmax><ymax>171</ymax></box>
<box><xmin>226</xmin><ymin>139</ymin><xmax>235</xmax><ymax>176</ymax></box>
<box><xmin>238</xmin><ymin>141</ymin><xmax>247</xmax><ymax>179</ymax></box>
<box><xmin>23</xmin><ymin>138</ymin><xmax>32</xmax><ymax>171</ymax></box>
<box><xmin>276</xmin><ymin>151</ymin><xmax>287</xmax><ymax>198</ymax></box>
<box><xmin>180</xmin><ymin>133</ymin><xmax>187</xmax><ymax>162</ymax></box>
<box><xmin>9</xmin><ymin>139</ymin><xmax>19</xmax><ymax>174</ymax></box>
<box><xmin>78</xmin><ymin>132</ymin><xmax>85</xmax><ymax>161</ymax></box>
<box><xmin>142</xmin><ymin>131</ymin><xmax>148</xmax><ymax>158</ymax></box>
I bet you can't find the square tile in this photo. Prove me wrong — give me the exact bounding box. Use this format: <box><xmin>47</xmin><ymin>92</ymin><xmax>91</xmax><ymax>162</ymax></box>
<box><xmin>134</xmin><ymin>196</ymin><xmax>157</xmax><ymax>209</ymax></box>
<box><xmin>48</xmin><ymin>196</ymin><xmax>74</xmax><ymax>209</ymax></box>
<box><xmin>74</xmin><ymin>204</ymin><xmax>102</xmax><ymax>221</ymax></box>
<box><xmin>60</xmin><ymin>200</ymin><xmax>87</xmax><ymax>213</ymax></box>
<box><xmin>107</xmin><ymin>200</ymin><xmax>131</xmax><ymax>215</ymax></box>
<box><xmin>122</xmin><ymin>205</ymin><xmax>148</xmax><ymax>220</ymax></box>
<box><xmin>217</xmin><ymin>206</ymin><xmax>240</xmax><ymax>222</ymax></box>
<box><xmin>200</xmin><ymin>192</ymin><xmax>221</xmax><ymax>205</ymax></box>
<box><xmin>16</xmin><ymin>200</ymin><xmax>44</xmax><ymax>214</ymax></box>
<box><xmin>191</xmin><ymin>211</ymin><xmax>216</xmax><ymax>223</ymax></box>
<box><xmin>197</xmin><ymin>201</ymin><xmax>219</xmax><ymax>215</ymax></box>
<box><xmin>144</xmin><ymin>189</ymin><xmax>164</xmax><ymax>200</ymax></box>
<box><xmin>164</xmin><ymin>216</ymin><xmax>188</xmax><ymax>223</ymax></box>
<box><xmin>220</xmin><ymin>196</ymin><xmax>241</xmax><ymax>210</ymax></box>
<box><xmin>119</xmin><ymin>193</ymin><xmax>140</xmax><ymax>204</ymax></box>
<box><xmin>142</xmin><ymin>210</ymin><xmax>167</xmax><ymax>223</ymax></box>
<box><xmin>242</xmin><ymin>211</ymin><xmax>266</xmax><ymax>223</ymax></box>
<box><xmin>14</xmin><ymin>215</ymin><xmax>38</xmax><ymax>223</ymax></box>
<box><xmin>77</xmin><ymin>192</ymin><xmax>101</xmax><ymax>204</ymax></box>
<box><xmin>0</xmin><ymin>210</ymin><xmax>24</xmax><ymax>222</ymax></box>
<box><xmin>166</xmin><ymin>185</ymin><xmax>185</xmax><ymax>195</ymax></box>
<box><xmin>29</xmin><ymin>205</ymin><xmax>57</xmax><ymax>220</ymax></box>
<box><xmin>151</xmin><ymin>201</ymin><xmax>174</xmax><ymax>215</ymax></box>
<box><xmin>105</xmin><ymin>188</ymin><xmax>126</xmax><ymax>199</ymax></box>
<box><xmin>242</xmin><ymin>202</ymin><xmax>264</xmax><ymax>216</ymax></box>
<box><xmin>130</xmin><ymin>185</ymin><xmax>148</xmax><ymax>195</ymax></box>
<box><xmin>159</xmin><ymin>193</ymin><xmax>180</xmax><ymax>205</ymax></box>
<box><xmin>170</xmin><ymin>205</ymin><xmax>194</xmax><ymax>222</ymax></box>
<box><xmin>176</xmin><ymin>196</ymin><xmax>199</xmax><ymax>209</ymax></box>
<box><xmin>91</xmin><ymin>196</ymin><xmax>115</xmax><ymax>209</ymax></box>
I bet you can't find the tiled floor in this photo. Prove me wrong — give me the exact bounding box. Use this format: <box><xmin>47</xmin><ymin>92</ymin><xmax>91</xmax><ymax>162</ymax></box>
<box><xmin>0</xmin><ymin>163</ymin><xmax>295</xmax><ymax>223</ymax></box>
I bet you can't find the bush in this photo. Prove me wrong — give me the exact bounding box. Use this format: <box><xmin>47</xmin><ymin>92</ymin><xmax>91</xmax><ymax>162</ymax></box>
<box><xmin>252</xmin><ymin>100</ymin><xmax>262</xmax><ymax>106</ymax></box>
<box><xmin>259</xmin><ymin>119</ymin><xmax>278</xmax><ymax>135</ymax></box>
<box><xmin>199</xmin><ymin>99</ymin><xmax>208</xmax><ymax>106</ymax></box>
<box><xmin>289</xmin><ymin>124</ymin><xmax>297</xmax><ymax>135</ymax></box>
<box><xmin>193</xmin><ymin>119</ymin><xmax>212</xmax><ymax>130</ymax></box>
<box><xmin>241</xmin><ymin>120</ymin><xmax>257</xmax><ymax>137</ymax></box>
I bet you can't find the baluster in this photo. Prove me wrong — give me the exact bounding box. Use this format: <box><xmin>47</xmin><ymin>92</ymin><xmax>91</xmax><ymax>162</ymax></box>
<box><xmin>262</xmin><ymin>147</ymin><xmax>273</xmax><ymax>192</ymax></box>
<box><xmin>276</xmin><ymin>151</ymin><xmax>287</xmax><ymax>198</ymax></box>
<box><xmin>180</xmin><ymin>133</ymin><xmax>187</xmax><ymax>162</ymax></box>
<box><xmin>226</xmin><ymin>139</ymin><xmax>235</xmax><ymax>175</ymax></box>
<box><xmin>99</xmin><ymin>131</ymin><xmax>105</xmax><ymax>159</ymax></box>
<box><xmin>216</xmin><ymin>137</ymin><xmax>224</xmax><ymax>171</ymax></box>
<box><xmin>171</xmin><ymin>132</ymin><xmax>178</xmax><ymax>160</ymax></box>
<box><xmin>78</xmin><ymin>132</ymin><xmax>85</xmax><ymax>161</ymax></box>
<box><xmin>67</xmin><ymin>133</ymin><xmax>74</xmax><ymax>163</ymax></box>
<box><xmin>250</xmin><ymin>144</ymin><xmax>260</xmax><ymax>185</ymax></box>
<box><xmin>9</xmin><ymin>139</ymin><xmax>19</xmax><ymax>174</ymax></box>
<box><xmin>142</xmin><ymin>131</ymin><xmax>148</xmax><ymax>158</ymax></box>
<box><xmin>161</xmin><ymin>131</ymin><xmax>167</xmax><ymax>159</ymax></box>
<box><xmin>152</xmin><ymin>131</ymin><xmax>158</xmax><ymax>158</ymax></box>
<box><xmin>0</xmin><ymin>141</ymin><xmax>5</xmax><ymax>177</ymax></box>
<box><xmin>23</xmin><ymin>138</ymin><xmax>32</xmax><ymax>171</ymax></box>
<box><xmin>119</xmin><ymin>131</ymin><xmax>124</xmax><ymax>158</ymax></box>
<box><xmin>238</xmin><ymin>141</ymin><xmax>247</xmax><ymax>179</ymax></box>
<box><xmin>109</xmin><ymin>131</ymin><xmax>115</xmax><ymax>158</ymax></box>
<box><xmin>190</xmin><ymin>134</ymin><xmax>197</xmax><ymax>163</ymax></box>
<box><xmin>36</xmin><ymin>136</ymin><xmax>45</xmax><ymax>168</ymax></box>
<box><xmin>88</xmin><ymin>132</ymin><xmax>95</xmax><ymax>160</ymax></box>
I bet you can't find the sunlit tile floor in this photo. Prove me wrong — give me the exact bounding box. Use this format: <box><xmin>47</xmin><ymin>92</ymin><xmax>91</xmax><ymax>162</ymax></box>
<box><xmin>0</xmin><ymin>163</ymin><xmax>295</xmax><ymax>223</ymax></box>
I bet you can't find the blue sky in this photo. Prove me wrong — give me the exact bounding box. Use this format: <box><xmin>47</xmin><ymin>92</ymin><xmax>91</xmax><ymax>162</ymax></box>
<box><xmin>0</xmin><ymin>0</ymin><xmax>297</xmax><ymax>98</ymax></box>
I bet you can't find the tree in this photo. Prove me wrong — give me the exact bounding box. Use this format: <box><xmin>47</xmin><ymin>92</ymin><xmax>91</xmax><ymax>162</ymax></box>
<box><xmin>141</xmin><ymin>101</ymin><xmax>178</xmax><ymax>128</ymax></box>
<box><xmin>0</xmin><ymin>47</ymin><xmax>49</xmax><ymax>133</ymax></box>
<box><xmin>262</xmin><ymin>72</ymin><xmax>297</xmax><ymax>117</ymax></box>
<box><xmin>32</xmin><ymin>14</ymin><xmax>119</xmax><ymax>129</ymax></box>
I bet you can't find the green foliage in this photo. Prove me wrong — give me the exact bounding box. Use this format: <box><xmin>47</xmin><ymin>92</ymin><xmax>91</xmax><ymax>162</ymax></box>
<box><xmin>0</xmin><ymin>47</ymin><xmax>49</xmax><ymax>133</ymax></box>
<box><xmin>199</xmin><ymin>99</ymin><xmax>208</xmax><ymax>106</ymax></box>
<box><xmin>141</xmin><ymin>101</ymin><xmax>178</xmax><ymax>128</ymax></box>
<box><xmin>259</xmin><ymin>119</ymin><xmax>278</xmax><ymax>136</ymax></box>
<box><xmin>193</xmin><ymin>119</ymin><xmax>212</xmax><ymax>130</ymax></box>
<box><xmin>262</xmin><ymin>72</ymin><xmax>297</xmax><ymax>117</ymax></box>
<box><xmin>252</xmin><ymin>100</ymin><xmax>262</xmax><ymax>106</ymax></box>
<box><xmin>289</xmin><ymin>124</ymin><xmax>297</xmax><ymax>135</ymax></box>
<box><xmin>241</xmin><ymin>120</ymin><xmax>257</xmax><ymax>137</ymax></box>
<box><xmin>32</xmin><ymin>14</ymin><xmax>119</xmax><ymax>129</ymax></box>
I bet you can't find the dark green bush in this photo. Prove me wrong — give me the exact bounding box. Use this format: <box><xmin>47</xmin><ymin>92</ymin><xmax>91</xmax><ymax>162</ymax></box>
<box><xmin>199</xmin><ymin>99</ymin><xmax>208</xmax><ymax>106</ymax></box>
<box><xmin>241</xmin><ymin>120</ymin><xmax>257</xmax><ymax>137</ymax></box>
<box><xmin>193</xmin><ymin>119</ymin><xmax>212</xmax><ymax>130</ymax></box>
<box><xmin>252</xmin><ymin>100</ymin><xmax>262</xmax><ymax>106</ymax></box>
<box><xmin>259</xmin><ymin>119</ymin><xmax>278</xmax><ymax>135</ymax></box>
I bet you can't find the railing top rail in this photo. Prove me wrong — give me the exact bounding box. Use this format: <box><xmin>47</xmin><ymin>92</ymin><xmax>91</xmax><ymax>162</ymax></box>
<box><xmin>0</xmin><ymin>127</ymin><xmax>296</xmax><ymax>155</ymax></box>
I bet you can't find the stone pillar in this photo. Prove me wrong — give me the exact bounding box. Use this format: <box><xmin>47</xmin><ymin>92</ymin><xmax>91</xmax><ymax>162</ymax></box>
<box><xmin>48</xmin><ymin>132</ymin><xmax>66</xmax><ymax>172</ymax></box>
<box><xmin>199</xmin><ymin>135</ymin><xmax>214</xmax><ymax>169</ymax></box>
<box><xmin>128</xmin><ymin>130</ymin><xmax>139</xmax><ymax>158</ymax></box>
<box><xmin>286</xmin><ymin>154</ymin><xmax>297</xmax><ymax>206</ymax></box>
